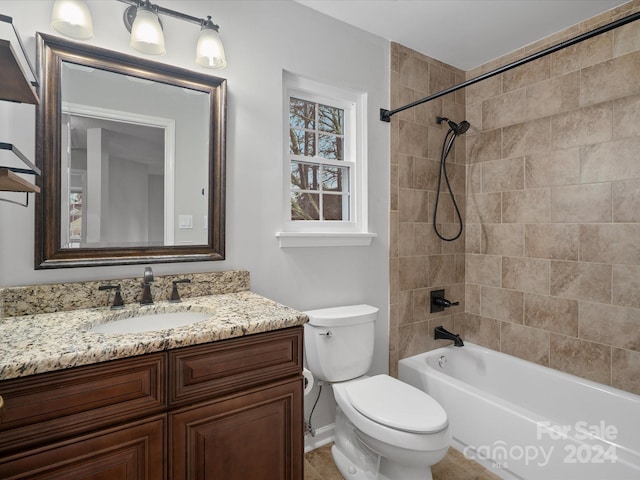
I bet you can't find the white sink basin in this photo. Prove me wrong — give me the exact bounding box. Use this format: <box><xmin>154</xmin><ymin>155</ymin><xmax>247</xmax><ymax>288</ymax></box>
<box><xmin>91</xmin><ymin>311</ymin><xmax>211</xmax><ymax>334</ymax></box>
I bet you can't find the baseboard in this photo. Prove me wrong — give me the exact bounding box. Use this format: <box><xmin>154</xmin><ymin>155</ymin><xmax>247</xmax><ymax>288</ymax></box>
<box><xmin>304</xmin><ymin>423</ymin><xmax>335</xmax><ymax>453</ymax></box>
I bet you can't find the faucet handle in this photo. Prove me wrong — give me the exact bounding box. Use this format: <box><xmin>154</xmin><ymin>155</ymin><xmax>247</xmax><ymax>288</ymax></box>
<box><xmin>434</xmin><ymin>298</ymin><xmax>459</xmax><ymax>308</ymax></box>
<box><xmin>430</xmin><ymin>289</ymin><xmax>459</xmax><ymax>313</ymax></box>
<box><xmin>98</xmin><ymin>284</ymin><xmax>125</xmax><ymax>309</ymax></box>
<box><xmin>143</xmin><ymin>266</ymin><xmax>154</xmax><ymax>284</ymax></box>
<box><xmin>170</xmin><ymin>278</ymin><xmax>191</xmax><ymax>303</ymax></box>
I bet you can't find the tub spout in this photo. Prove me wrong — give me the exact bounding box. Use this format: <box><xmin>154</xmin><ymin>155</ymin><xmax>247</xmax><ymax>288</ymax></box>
<box><xmin>434</xmin><ymin>325</ymin><xmax>464</xmax><ymax>347</ymax></box>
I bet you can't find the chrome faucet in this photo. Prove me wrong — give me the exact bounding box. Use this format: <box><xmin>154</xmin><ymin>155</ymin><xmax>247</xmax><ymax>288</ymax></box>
<box><xmin>140</xmin><ymin>267</ymin><xmax>154</xmax><ymax>305</ymax></box>
<box><xmin>434</xmin><ymin>325</ymin><xmax>464</xmax><ymax>347</ymax></box>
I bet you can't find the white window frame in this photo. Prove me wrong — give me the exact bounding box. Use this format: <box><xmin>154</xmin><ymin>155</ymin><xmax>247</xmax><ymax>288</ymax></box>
<box><xmin>276</xmin><ymin>71</ymin><xmax>376</xmax><ymax>247</ymax></box>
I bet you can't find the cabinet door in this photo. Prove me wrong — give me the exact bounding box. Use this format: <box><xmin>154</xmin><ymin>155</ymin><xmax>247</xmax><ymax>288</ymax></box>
<box><xmin>0</xmin><ymin>353</ymin><xmax>166</xmax><ymax>455</ymax></box>
<box><xmin>170</xmin><ymin>378</ymin><xmax>303</xmax><ymax>480</ymax></box>
<box><xmin>0</xmin><ymin>415</ymin><xmax>165</xmax><ymax>480</ymax></box>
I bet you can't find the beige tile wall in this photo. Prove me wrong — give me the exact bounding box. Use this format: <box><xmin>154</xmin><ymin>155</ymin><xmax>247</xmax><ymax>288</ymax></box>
<box><xmin>389</xmin><ymin>43</ymin><xmax>467</xmax><ymax>376</ymax></box>
<box><xmin>391</xmin><ymin>0</ymin><xmax>640</xmax><ymax>395</ymax></box>
<box><xmin>463</xmin><ymin>1</ymin><xmax>640</xmax><ymax>395</ymax></box>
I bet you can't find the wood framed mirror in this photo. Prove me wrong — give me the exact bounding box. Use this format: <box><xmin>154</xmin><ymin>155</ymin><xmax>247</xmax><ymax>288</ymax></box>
<box><xmin>35</xmin><ymin>34</ymin><xmax>226</xmax><ymax>268</ymax></box>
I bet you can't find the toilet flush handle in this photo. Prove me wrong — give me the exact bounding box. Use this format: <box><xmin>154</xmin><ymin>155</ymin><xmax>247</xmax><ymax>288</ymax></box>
<box><xmin>318</xmin><ymin>330</ymin><xmax>332</xmax><ymax>337</ymax></box>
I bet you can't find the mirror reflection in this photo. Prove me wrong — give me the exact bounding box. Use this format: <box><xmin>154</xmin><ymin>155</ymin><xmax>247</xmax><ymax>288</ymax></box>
<box><xmin>60</xmin><ymin>62</ymin><xmax>209</xmax><ymax>248</ymax></box>
<box><xmin>35</xmin><ymin>34</ymin><xmax>226</xmax><ymax>268</ymax></box>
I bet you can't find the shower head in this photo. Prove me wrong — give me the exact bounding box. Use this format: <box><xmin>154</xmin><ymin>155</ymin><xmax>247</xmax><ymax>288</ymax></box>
<box><xmin>455</xmin><ymin>120</ymin><xmax>470</xmax><ymax>135</ymax></box>
<box><xmin>436</xmin><ymin>116</ymin><xmax>471</xmax><ymax>135</ymax></box>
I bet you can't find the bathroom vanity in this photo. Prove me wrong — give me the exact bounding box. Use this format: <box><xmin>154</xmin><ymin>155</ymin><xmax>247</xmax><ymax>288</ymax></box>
<box><xmin>0</xmin><ymin>272</ymin><xmax>306</xmax><ymax>479</ymax></box>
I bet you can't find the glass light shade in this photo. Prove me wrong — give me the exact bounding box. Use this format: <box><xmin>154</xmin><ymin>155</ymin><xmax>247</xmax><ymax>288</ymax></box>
<box><xmin>196</xmin><ymin>26</ymin><xmax>227</xmax><ymax>69</ymax></box>
<box><xmin>51</xmin><ymin>0</ymin><xmax>94</xmax><ymax>40</ymax></box>
<box><xmin>130</xmin><ymin>7</ymin><xmax>165</xmax><ymax>55</ymax></box>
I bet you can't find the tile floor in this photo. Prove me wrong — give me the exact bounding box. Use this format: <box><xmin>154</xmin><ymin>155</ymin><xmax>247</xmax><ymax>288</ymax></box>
<box><xmin>304</xmin><ymin>443</ymin><xmax>502</xmax><ymax>480</ymax></box>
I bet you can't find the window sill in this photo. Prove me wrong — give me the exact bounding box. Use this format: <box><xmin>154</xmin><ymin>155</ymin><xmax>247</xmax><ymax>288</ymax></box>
<box><xmin>275</xmin><ymin>232</ymin><xmax>377</xmax><ymax>248</ymax></box>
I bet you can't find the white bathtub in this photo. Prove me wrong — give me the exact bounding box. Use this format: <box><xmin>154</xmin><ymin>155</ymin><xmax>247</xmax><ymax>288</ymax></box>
<box><xmin>398</xmin><ymin>342</ymin><xmax>640</xmax><ymax>480</ymax></box>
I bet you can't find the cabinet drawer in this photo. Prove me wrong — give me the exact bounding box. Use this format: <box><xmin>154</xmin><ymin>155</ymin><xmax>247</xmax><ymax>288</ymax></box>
<box><xmin>169</xmin><ymin>327</ymin><xmax>302</xmax><ymax>406</ymax></box>
<box><xmin>0</xmin><ymin>415</ymin><xmax>166</xmax><ymax>480</ymax></box>
<box><xmin>0</xmin><ymin>353</ymin><xmax>166</xmax><ymax>455</ymax></box>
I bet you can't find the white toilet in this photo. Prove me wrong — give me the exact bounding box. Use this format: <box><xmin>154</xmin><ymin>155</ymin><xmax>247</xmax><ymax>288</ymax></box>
<box><xmin>303</xmin><ymin>304</ymin><xmax>451</xmax><ymax>480</ymax></box>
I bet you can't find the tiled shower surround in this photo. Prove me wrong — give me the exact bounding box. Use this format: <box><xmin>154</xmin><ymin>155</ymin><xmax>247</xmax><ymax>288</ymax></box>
<box><xmin>390</xmin><ymin>0</ymin><xmax>640</xmax><ymax>395</ymax></box>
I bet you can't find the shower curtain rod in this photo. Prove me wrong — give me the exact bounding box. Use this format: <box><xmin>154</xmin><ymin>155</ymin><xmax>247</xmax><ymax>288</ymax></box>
<box><xmin>380</xmin><ymin>10</ymin><xmax>640</xmax><ymax>122</ymax></box>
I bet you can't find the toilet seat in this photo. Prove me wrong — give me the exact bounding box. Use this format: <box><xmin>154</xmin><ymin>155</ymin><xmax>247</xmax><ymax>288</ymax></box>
<box><xmin>343</xmin><ymin>375</ymin><xmax>448</xmax><ymax>433</ymax></box>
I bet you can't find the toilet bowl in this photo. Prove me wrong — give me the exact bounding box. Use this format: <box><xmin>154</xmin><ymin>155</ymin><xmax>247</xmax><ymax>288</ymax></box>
<box><xmin>332</xmin><ymin>375</ymin><xmax>450</xmax><ymax>480</ymax></box>
<box><xmin>303</xmin><ymin>305</ymin><xmax>450</xmax><ymax>480</ymax></box>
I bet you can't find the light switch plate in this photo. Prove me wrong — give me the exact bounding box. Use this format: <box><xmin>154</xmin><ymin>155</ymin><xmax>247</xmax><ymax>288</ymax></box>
<box><xmin>179</xmin><ymin>215</ymin><xmax>193</xmax><ymax>229</ymax></box>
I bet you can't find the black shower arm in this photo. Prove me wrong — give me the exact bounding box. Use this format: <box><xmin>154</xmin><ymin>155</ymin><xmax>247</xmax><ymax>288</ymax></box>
<box><xmin>380</xmin><ymin>10</ymin><xmax>640</xmax><ymax>122</ymax></box>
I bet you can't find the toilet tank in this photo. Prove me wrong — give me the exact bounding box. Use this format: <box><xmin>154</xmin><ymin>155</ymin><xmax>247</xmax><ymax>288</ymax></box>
<box><xmin>303</xmin><ymin>304</ymin><xmax>378</xmax><ymax>382</ymax></box>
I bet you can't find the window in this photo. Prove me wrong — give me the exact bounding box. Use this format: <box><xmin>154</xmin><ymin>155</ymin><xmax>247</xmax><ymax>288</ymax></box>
<box><xmin>289</xmin><ymin>97</ymin><xmax>348</xmax><ymax>221</ymax></box>
<box><xmin>277</xmin><ymin>72</ymin><xmax>375</xmax><ymax>247</ymax></box>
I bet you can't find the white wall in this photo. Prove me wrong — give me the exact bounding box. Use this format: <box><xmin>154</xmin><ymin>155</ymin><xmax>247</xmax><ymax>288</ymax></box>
<box><xmin>108</xmin><ymin>155</ymin><xmax>150</xmax><ymax>244</ymax></box>
<box><xmin>0</xmin><ymin>0</ymin><xmax>390</xmax><ymax>436</ymax></box>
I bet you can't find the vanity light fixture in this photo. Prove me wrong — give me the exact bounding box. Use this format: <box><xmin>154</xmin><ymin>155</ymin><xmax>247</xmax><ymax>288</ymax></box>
<box><xmin>119</xmin><ymin>0</ymin><xmax>227</xmax><ymax>68</ymax></box>
<box><xmin>195</xmin><ymin>16</ymin><xmax>227</xmax><ymax>69</ymax></box>
<box><xmin>50</xmin><ymin>0</ymin><xmax>227</xmax><ymax>69</ymax></box>
<box><xmin>50</xmin><ymin>0</ymin><xmax>94</xmax><ymax>40</ymax></box>
<box><xmin>126</xmin><ymin>1</ymin><xmax>165</xmax><ymax>55</ymax></box>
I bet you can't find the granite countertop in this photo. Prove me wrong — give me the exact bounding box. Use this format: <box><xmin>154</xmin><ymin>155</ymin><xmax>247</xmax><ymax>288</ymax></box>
<box><xmin>0</xmin><ymin>291</ymin><xmax>308</xmax><ymax>381</ymax></box>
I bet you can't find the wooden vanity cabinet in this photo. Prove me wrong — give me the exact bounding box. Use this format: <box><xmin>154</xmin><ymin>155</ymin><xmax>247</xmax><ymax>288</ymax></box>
<box><xmin>0</xmin><ymin>416</ymin><xmax>166</xmax><ymax>480</ymax></box>
<box><xmin>0</xmin><ymin>353</ymin><xmax>167</xmax><ymax>480</ymax></box>
<box><xmin>171</xmin><ymin>377</ymin><xmax>301</xmax><ymax>480</ymax></box>
<box><xmin>0</xmin><ymin>326</ymin><xmax>304</xmax><ymax>480</ymax></box>
<box><xmin>169</xmin><ymin>328</ymin><xmax>303</xmax><ymax>480</ymax></box>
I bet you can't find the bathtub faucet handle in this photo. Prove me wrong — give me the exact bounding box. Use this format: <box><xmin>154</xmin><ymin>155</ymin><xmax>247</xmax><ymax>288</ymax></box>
<box><xmin>433</xmin><ymin>298</ymin><xmax>459</xmax><ymax>308</ymax></box>
<box><xmin>430</xmin><ymin>289</ymin><xmax>459</xmax><ymax>313</ymax></box>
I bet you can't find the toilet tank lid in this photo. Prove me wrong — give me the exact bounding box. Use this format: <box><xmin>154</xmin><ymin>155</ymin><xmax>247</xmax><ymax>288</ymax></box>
<box><xmin>303</xmin><ymin>304</ymin><xmax>378</xmax><ymax>327</ymax></box>
<box><xmin>345</xmin><ymin>375</ymin><xmax>448</xmax><ymax>434</ymax></box>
